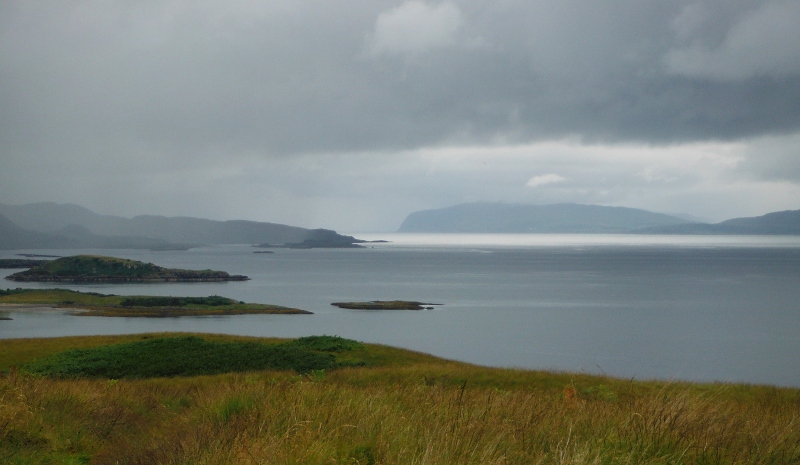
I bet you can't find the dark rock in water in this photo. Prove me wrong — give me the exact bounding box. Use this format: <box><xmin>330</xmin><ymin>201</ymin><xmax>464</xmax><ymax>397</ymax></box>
<box><xmin>332</xmin><ymin>301</ymin><xmax>442</xmax><ymax>310</ymax></box>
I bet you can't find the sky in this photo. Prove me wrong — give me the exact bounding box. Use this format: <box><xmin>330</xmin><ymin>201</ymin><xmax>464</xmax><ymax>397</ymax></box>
<box><xmin>2</xmin><ymin>0</ymin><xmax>799</xmax><ymax>233</ymax></box>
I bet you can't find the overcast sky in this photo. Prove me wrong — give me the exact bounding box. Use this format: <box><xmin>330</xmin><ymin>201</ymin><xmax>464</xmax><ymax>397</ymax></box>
<box><xmin>2</xmin><ymin>1</ymin><xmax>799</xmax><ymax>232</ymax></box>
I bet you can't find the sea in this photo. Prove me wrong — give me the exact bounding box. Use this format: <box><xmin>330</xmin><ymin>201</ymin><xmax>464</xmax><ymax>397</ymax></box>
<box><xmin>2</xmin><ymin>233</ymin><xmax>800</xmax><ymax>387</ymax></box>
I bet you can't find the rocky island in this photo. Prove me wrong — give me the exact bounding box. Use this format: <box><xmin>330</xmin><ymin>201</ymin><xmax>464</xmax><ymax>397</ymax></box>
<box><xmin>257</xmin><ymin>229</ymin><xmax>368</xmax><ymax>249</ymax></box>
<box><xmin>332</xmin><ymin>301</ymin><xmax>441</xmax><ymax>310</ymax></box>
<box><xmin>4</xmin><ymin>255</ymin><xmax>249</xmax><ymax>283</ymax></box>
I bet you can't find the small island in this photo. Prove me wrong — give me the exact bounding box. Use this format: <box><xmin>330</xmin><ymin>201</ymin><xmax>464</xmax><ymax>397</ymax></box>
<box><xmin>331</xmin><ymin>300</ymin><xmax>441</xmax><ymax>310</ymax></box>
<box><xmin>0</xmin><ymin>289</ymin><xmax>311</xmax><ymax>317</ymax></box>
<box><xmin>4</xmin><ymin>255</ymin><xmax>249</xmax><ymax>283</ymax></box>
<box><xmin>0</xmin><ymin>259</ymin><xmax>50</xmax><ymax>269</ymax></box>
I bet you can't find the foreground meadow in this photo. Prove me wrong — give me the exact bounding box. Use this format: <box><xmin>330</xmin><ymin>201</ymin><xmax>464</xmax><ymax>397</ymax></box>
<box><xmin>1</xmin><ymin>334</ymin><xmax>799</xmax><ymax>464</ymax></box>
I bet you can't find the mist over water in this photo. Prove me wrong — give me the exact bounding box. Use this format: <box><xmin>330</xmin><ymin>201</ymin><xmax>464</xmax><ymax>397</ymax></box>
<box><xmin>2</xmin><ymin>234</ymin><xmax>800</xmax><ymax>387</ymax></box>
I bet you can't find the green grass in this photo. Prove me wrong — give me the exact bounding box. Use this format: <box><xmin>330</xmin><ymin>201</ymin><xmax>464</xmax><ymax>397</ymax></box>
<box><xmin>0</xmin><ymin>288</ymin><xmax>118</xmax><ymax>305</ymax></box>
<box><xmin>280</xmin><ymin>335</ymin><xmax>365</xmax><ymax>352</ymax></box>
<box><xmin>22</xmin><ymin>336</ymin><xmax>361</xmax><ymax>378</ymax></box>
<box><xmin>1</xmin><ymin>334</ymin><xmax>799</xmax><ymax>464</ymax></box>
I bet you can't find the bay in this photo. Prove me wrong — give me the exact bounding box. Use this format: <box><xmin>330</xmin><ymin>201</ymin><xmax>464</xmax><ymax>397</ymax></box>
<box><xmin>2</xmin><ymin>234</ymin><xmax>800</xmax><ymax>387</ymax></box>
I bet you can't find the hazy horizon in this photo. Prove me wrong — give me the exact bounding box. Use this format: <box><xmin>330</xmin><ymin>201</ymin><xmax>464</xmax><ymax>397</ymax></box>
<box><xmin>2</xmin><ymin>199</ymin><xmax>783</xmax><ymax>235</ymax></box>
<box><xmin>3</xmin><ymin>1</ymin><xmax>800</xmax><ymax>232</ymax></box>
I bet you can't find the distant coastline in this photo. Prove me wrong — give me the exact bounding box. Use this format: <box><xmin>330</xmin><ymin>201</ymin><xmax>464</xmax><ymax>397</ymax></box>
<box><xmin>397</xmin><ymin>203</ymin><xmax>800</xmax><ymax>236</ymax></box>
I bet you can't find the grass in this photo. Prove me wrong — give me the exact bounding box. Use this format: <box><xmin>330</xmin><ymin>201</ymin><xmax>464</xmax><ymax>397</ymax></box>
<box><xmin>0</xmin><ymin>288</ymin><xmax>311</xmax><ymax>316</ymax></box>
<box><xmin>21</xmin><ymin>336</ymin><xmax>364</xmax><ymax>378</ymax></box>
<box><xmin>1</xmin><ymin>334</ymin><xmax>799</xmax><ymax>464</ymax></box>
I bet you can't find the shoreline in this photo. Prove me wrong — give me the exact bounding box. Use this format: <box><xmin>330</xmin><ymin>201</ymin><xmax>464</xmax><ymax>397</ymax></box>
<box><xmin>0</xmin><ymin>302</ymin><xmax>312</xmax><ymax>317</ymax></box>
<box><xmin>0</xmin><ymin>303</ymin><xmax>63</xmax><ymax>311</ymax></box>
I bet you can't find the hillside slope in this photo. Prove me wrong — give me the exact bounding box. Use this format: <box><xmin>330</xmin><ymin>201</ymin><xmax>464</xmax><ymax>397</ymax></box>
<box><xmin>0</xmin><ymin>202</ymin><xmax>358</xmax><ymax>246</ymax></box>
<box><xmin>638</xmin><ymin>209</ymin><xmax>800</xmax><ymax>235</ymax></box>
<box><xmin>0</xmin><ymin>214</ymin><xmax>79</xmax><ymax>249</ymax></box>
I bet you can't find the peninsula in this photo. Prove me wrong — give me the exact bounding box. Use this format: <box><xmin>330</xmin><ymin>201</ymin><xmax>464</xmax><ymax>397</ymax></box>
<box><xmin>0</xmin><ymin>288</ymin><xmax>310</xmax><ymax>316</ymax></box>
<box><xmin>4</xmin><ymin>255</ymin><xmax>249</xmax><ymax>283</ymax></box>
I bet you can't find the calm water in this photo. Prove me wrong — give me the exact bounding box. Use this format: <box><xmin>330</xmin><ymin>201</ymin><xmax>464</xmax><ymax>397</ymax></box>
<box><xmin>2</xmin><ymin>234</ymin><xmax>800</xmax><ymax>387</ymax></box>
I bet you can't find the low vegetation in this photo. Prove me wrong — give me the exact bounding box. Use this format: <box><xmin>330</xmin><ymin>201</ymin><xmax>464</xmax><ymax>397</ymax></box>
<box><xmin>0</xmin><ymin>288</ymin><xmax>311</xmax><ymax>316</ymax></box>
<box><xmin>23</xmin><ymin>335</ymin><xmax>363</xmax><ymax>379</ymax></box>
<box><xmin>332</xmin><ymin>300</ymin><xmax>440</xmax><ymax>310</ymax></box>
<box><xmin>4</xmin><ymin>255</ymin><xmax>249</xmax><ymax>283</ymax></box>
<box><xmin>1</xmin><ymin>333</ymin><xmax>799</xmax><ymax>464</ymax></box>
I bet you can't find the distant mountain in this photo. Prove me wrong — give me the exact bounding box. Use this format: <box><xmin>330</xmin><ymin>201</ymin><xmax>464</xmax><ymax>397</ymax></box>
<box><xmin>0</xmin><ymin>213</ymin><xmax>186</xmax><ymax>250</ymax></box>
<box><xmin>0</xmin><ymin>202</ymin><xmax>361</xmax><ymax>248</ymax></box>
<box><xmin>53</xmin><ymin>224</ymin><xmax>190</xmax><ymax>250</ymax></box>
<box><xmin>639</xmin><ymin>209</ymin><xmax>800</xmax><ymax>235</ymax></box>
<box><xmin>398</xmin><ymin>203</ymin><xmax>688</xmax><ymax>233</ymax></box>
<box><xmin>0</xmin><ymin>214</ymin><xmax>79</xmax><ymax>249</ymax></box>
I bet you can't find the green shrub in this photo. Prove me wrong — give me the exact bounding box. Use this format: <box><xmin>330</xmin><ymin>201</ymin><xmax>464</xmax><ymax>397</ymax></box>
<box><xmin>23</xmin><ymin>336</ymin><xmax>340</xmax><ymax>378</ymax></box>
<box><xmin>282</xmin><ymin>335</ymin><xmax>364</xmax><ymax>352</ymax></box>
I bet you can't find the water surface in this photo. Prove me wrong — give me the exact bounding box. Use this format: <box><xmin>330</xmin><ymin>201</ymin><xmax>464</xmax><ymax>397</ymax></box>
<box><xmin>2</xmin><ymin>234</ymin><xmax>799</xmax><ymax>387</ymax></box>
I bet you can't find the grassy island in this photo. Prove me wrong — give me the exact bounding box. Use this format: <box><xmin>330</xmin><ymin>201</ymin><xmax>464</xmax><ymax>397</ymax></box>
<box><xmin>0</xmin><ymin>333</ymin><xmax>798</xmax><ymax>464</ymax></box>
<box><xmin>4</xmin><ymin>255</ymin><xmax>249</xmax><ymax>283</ymax></box>
<box><xmin>332</xmin><ymin>300</ymin><xmax>440</xmax><ymax>310</ymax></box>
<box><xmin>0</xmin><ymin>289</ymin><xmax>310</xmax><ymax>316</ymax></box>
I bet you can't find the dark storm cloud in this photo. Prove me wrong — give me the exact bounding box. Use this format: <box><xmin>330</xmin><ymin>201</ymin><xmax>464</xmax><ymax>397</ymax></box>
<box><xmin>1</xmin><ymin>1</ymin><xmax>799</xmax><ymax>230</ymax></box>
<box><xmin>2</xmin><ymin>0</ymin><xmax>799</xmax><ymax>161</ymax></box>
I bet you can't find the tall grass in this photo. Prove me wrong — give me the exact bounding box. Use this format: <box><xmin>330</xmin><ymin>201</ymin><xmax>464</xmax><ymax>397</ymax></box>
<box><xmin>2</xmin><ymin>335</ymin><xmax>799</xmax><ymax>464</ymax></box>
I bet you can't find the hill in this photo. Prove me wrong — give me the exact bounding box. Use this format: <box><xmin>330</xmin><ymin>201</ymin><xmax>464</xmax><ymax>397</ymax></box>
<box><xmin>1</xmin><ymin>334</ymin><xmax>798</xmax><ymax>464</ymax></box>
<box><xmin>0</xmin><ymin>213</ymin><xmax>187</xmax><ymax>250</ymax></box>
<box><xmin>637</xmin><ymin>209</ymin><xmax>800</xmax><ymax>235</ymax></box>
<box><xmin>0</xmin><ymin>214</ymin><xmax>81</xmax><ymax>249</ymax></box>
<box><xmin>0</xmin><ymin>202</ymin><xmax>362</xmax><ymax>248</ymax></box>
<box><xmin>398</xmin><ymin>203</ymin><xmax>688</xmax><ymax>233</ymax></box>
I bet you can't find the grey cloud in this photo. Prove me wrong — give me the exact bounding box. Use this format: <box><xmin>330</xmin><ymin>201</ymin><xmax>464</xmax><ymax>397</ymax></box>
<box><xmin>3</xmin><ymin>0</ymin><xmax>800</xmax><ymax>163</ymax></box>
<box><xmin>368</xmin><ymin>1</ymin><xmax>463</xmax><ymax>57</ymax></box>
<box><xmin>738</xmin><ymin>134</ymin><xmax>800</xmax><ymax>182</ymax></box>
<box><xmin>1</xmin><ymin>0</ymin><xmax>799</xmax><ymax>231</ymax></box>
<box><xmin>665</xmin><ymin>1</ymin><xmax>800</xmax><ymax>81</ymax></box>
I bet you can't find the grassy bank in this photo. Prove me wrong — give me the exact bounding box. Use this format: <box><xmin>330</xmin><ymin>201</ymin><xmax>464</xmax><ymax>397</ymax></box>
<box><xmin>1</xmin><ymin>334</ymin><xmax>799</xmax><ymax>464</ymax></box>
<box><xmin>0</xmin><ymin>289</ymin><xmax>311</xmax><ymax>316</ymax></box>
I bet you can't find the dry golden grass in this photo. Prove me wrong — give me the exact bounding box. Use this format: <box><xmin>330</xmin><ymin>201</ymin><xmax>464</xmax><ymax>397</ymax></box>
<box><xmin>2</xmin><ymin>335</ymin><xmax>799</xmax><ymax>464</ymax></box>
